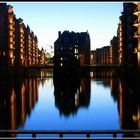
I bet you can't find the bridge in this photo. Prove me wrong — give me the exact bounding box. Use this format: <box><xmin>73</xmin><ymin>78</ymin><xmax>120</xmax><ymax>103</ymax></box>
<box><xmin>26</xmin><ymin>64</ymin><xmax>54</xmax><ymax>69</ymax></box>
<box><xmin>82</xmin><ymin>64</ymin><xmax>121</xmax><ymax>69</ymax></box>
<box><xmin>26</xmin><ymin>64</ymin><xmax>121</xmax><ymax>70</ymax></box>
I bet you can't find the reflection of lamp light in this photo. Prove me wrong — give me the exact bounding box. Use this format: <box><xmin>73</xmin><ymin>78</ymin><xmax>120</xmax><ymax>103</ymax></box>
<box><xmin>133</xmin><ymin>115</ymin><xmax>139</xmax><ymax>121</ymax></box>
<box><xmin>132</xmin><ymin>107</ymin><xmax>140</xmax><ymax>129</ymax></box>
<box><xmin>75</xmin><ymin>93</ymin><xmax>79</xmax><ymax>106</ymax></box>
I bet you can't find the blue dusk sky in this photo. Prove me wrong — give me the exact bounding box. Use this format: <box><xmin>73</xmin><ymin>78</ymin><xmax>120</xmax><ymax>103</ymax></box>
<box><xmin>7</xmin><ymin>2</ymin><xmax>123</xmax><ymax>53</ymax></box>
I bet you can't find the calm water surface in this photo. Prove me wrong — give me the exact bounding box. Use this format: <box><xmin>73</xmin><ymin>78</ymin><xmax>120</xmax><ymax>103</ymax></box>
<box><xmin>0</xmin><ymin>69</ymin><xmax>140</xmax><ymax>137</ymax></box>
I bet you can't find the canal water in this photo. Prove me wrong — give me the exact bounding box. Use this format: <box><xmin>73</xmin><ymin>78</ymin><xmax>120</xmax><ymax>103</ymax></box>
<box><xmin>0</xmin><ymin>69</ymin><xmax>140</xmax><ymax>138</ymax></box>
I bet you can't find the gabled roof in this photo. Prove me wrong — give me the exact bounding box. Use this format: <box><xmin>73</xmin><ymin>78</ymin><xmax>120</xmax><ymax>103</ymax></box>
<box><xmin>54</xmin><ymin>30</ymin><xmax>90</xmax><ymax>45</ymax></box>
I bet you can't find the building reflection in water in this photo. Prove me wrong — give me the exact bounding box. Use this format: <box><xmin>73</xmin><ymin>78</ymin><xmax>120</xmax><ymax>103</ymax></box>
<box><xmin>53</xmin><ymin>71</ymin><xmax>91</xmax><ymax>117</ymax></box>
<box><xmin>117</xmin><ymin>79</ymin><xmax>140</xmax><ymax>137</ymax></box>
<box><xmin>90</xmin><ymin>70</ymin><xmax>113</xmax><ymax>78</ymax></box>
<box><xmin>0</xmin><ymin>69</ymin><xmax>140</xmax><ymax>138</ymax></box>
<box><xmin>0</xmin><ymin>77</ymin><xmax>39</xmax><ymax>136</ymax></box>
<box><xmin>90</xmin><ymin>70</ymin><xmax>140</xmax><ymax>137</ymax></box>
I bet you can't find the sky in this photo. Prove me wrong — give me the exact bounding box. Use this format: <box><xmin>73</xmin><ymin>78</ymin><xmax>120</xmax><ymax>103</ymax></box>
<box><xmin>7</xmin><ymin>2</ymin><xmax>123</xmax><ymax>53</ymax></box>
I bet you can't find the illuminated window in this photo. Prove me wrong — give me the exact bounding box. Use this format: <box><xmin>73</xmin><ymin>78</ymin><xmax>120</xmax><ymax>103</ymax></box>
<box><xmin>28</xmin><ymin>36</ymin><xmax>30</xmax><ymax>40</ymax></box>
<box><xmin>20</xmin><ymin>34</ymin><xmax>23</xmax><ymax>38</ymax></box>
<box><xmin>20</xmin><ymin>43</ymin><xmax>24</xmax><ymax>48</ymax></box>
<box><xmin>11</xmin><ymin>59</ymin><xmax>14</xmax><ymax>66</ymax></box>
<box><xmin>90</xmin><ymin>72</ymin><xmax>93</xmax><ymax>77</ymax></box>
<box><xmin>20</xmin><ymin>48</ymin><xmax>24</xmax><ymax>53</ymax></box>
<box><xmin>9</xmin><ymin>24</ymin><xmax>13</xmax><ymax>30</ymax></box>
<box><xmin>9</xmin><ymin>31</ymin><xmax>13</xmax><ymax>36</ymax></box>
<box><xmin>120</xmin><ymin>37</ymin><xmax>122</xmax><ymax>42</ymax></box>
<box><xmin>75</xmin><ymin>48</ymin><xmax>78</xmax><ymax>54</ymax></box>
<box><xmin>9</xmin><ymin>17</ymin><xmax>13</xmax><ymax>23</ymax></box>
<box><xmin>9</xmin><ymin>51</ymin><xmax>13</xmax><ymax>58</ymax></box>
<box><xmin>134</xmin><ymin>48</ymin><xmax>138</xmax><ymax>53</ymax></box>
<box><xmin>9</xmin><ymin>37</ymin><xmax>13</xmax><ymax>43</ymax></box>
<box><xmin>20</xmin><ymin>54</ymin><xmax>23</xmax><ymax>59</ymax></box>
<box><xmin>20</xmin><ymin>28</ymin><xmax>23</xmax><ymax>33</ymax></box>
<box><xmin>9</xmin><ymin>44</ymin><xmax>13</xmax><ymax>49</ymax></box>
<box><xmin>20</xmin><ymin>38</ymin><xmax>23</xmax><ymax>42</ymax></box>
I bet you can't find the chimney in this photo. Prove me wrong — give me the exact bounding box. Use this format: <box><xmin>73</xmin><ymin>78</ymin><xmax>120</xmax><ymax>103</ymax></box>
<box><xmin>58</xmin><ymin>31</ymin><xmax>61</xmax><ymax>38</ymax></box>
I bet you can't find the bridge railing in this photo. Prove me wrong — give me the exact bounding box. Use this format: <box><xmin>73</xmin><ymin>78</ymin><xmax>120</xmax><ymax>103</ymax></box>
<box><xmin>0</xmin><ymin>130</ymin><xmax>140</xmax><ymax>138</ymax></box>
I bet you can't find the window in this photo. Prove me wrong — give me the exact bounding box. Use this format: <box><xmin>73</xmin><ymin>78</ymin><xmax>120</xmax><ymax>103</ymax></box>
<box><xmin>9</xmin><ymin>37</ymin><xmax>13</xmax><ymax>43</ymax></box>
<box><xmin>75</xmin><ymin>55</ymin><xmax>79</xmax><ymax>59</ymax></box>
<box><xmin>20</xmin><ymin>28</ymin><xmax>23</xmax><ymax>33</ymax></box>
<box><xmin>20</xmin><ymin>38</ymin><xmax>23</xmax><ymax>43</ymax></box>
<box><xmin>9</xmin><ymin>31</ymin><xmax>13</xmax><ymax>36</ymax></box>
<box><xmin>9</xmin><ymin>51</ymin><xmax>13</xmax><ymax>58</ymax></box>
<box><xmin>9</xmin><ymin>16</ymin><xmax>13</xmax><ymax>23</ymax></box>
<box><xmin>20</xmin><ymin>54</ymin><xmax>23</xmax><ymax>59</ymax></box>
<box><xmin>9</xmin><ymin>44</ymin><xmax>13</xmax><ymax>49</ymax></box>
<box><xmin>9</xmin><ymin>24</ymin><xmax>13</xmax><ymax>30</ymax></box>
<box><xmin>75</xmin><ymin>48</ymin><xmax>78</xmax><ymax>54</ymax></box>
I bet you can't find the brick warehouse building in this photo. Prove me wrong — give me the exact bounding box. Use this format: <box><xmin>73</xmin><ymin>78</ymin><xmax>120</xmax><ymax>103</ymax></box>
<box><xmin>0</xmin><ymin>3</ymin><xmax>45</xmax><ymax>75</ymax></box>
<box><xmin>54</xmin><ymin>30</ymin><xmax>90</xmax><ymax>71</ymax></box>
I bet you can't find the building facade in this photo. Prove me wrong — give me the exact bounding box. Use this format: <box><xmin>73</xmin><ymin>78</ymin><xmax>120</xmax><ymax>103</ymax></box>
<box><xmin>0</xmin><ymin>3</ymin><xmax>45</xmax><ymax>74</ymax></box>
<box><xmin>95</xmin><ymin>48</ymin><xmax>102</xmax><ymax>64</ymax></box>
<box><xmin>118</xmin><ymin>16</ymin><xmax>123</xmax><ymax>65</ymax></box>
<box><xmin>38</xmin><ymin>48</ymin><xmax>45</xmax><ymax>65</ymax></box>
<box><xmin>102</xmin><ymin>46</ymin><xmax>110</xmax><ymax>64</ymax></box>
<box><xmin>54</xmin><ymin>30</ymin><xmax>90</xmax><ymax>70</ymax></box>
<box><xmin>0</xmin><ymin>4</ymin><xmax>15</xmax><ymax>73</ymax></box>
<box><xmin>123</xmin><ymin>2</ymin><xmax>137</xmax><ymax>69</ymax></box>
<box><xmin>14</xmin><ymin>18</ymin><xmax>25</xmax><ymax>68</ymax></box>
<box><xmin>133</xmin><ymin>2</ymin><xmax>140</xmax><ymax>69</ymax></box>
<box><xmin>109</xmin><ymin>36</ymin><xmax>119</xmax><ymax>64</ymax></box>
<box><xmin>117</xmin><ymin>2</ymin><xmax>140</xmax><ymax>72</ymax></box>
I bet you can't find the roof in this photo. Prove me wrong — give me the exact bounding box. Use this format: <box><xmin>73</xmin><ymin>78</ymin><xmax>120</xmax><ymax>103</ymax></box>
<box><xmin>54</xmin><ymin>30</ymin><xmax>90</xmax><ymax>45</ymax></box>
